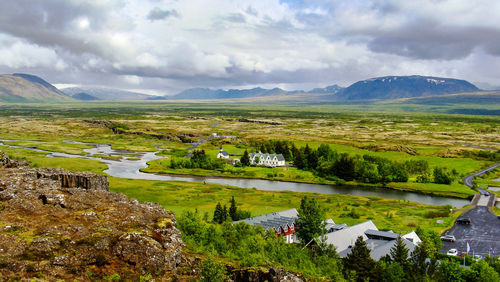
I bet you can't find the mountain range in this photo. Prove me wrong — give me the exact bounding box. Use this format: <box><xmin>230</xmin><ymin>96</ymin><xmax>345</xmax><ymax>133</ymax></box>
<box><xmin>0</xmin><ymin>73</ymin><xmax>487</xmax><ymax>103</ymax></box>
<box><xmin>61</xmin><ymin>87</ymin><xmax>154</xmax><ymax>100</ymax></box>
<box><xmin>0</xmin><ymin>73</ymin><xmax>72</xmax><ymax>102</ymax></box>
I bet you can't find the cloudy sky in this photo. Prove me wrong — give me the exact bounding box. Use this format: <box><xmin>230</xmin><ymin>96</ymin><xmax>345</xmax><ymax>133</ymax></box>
<box><xmin>1</xmin><ymin>0</ymin><xmax>499</xmax><ymax>95</ymax></box>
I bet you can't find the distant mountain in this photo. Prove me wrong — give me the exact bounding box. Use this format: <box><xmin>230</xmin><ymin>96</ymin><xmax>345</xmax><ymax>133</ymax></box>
<box><xmin>155</xmin><ymin>87</ymin><xmax>288</xmax><ymax>100</ymax></box>
<box><xmin>0</xmin><ymin>73</ymin><xmax>72</xmax><ymax>102</ymax></box>
<box><xmin>62</xmin><ymin>87</ymin><xmax>153</xmax><ymax>100</ymax></box>
<box><xmin>71</xmin><ymin>92</ymin><xmax>100</xmax><ymax>101</ymax></box>
<box><xmin>335</xmin><ymin>75</ymin><xmax>479</xmax><ymax>101</ymax></box>
<box><xmin>308</xmin><ymin>84</ymin><xmax>343</xmax><ymax>94</ymax></box>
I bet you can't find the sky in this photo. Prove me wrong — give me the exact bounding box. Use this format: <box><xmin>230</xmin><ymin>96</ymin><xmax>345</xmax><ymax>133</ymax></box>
<box><xmin>1</xmin><ymin>0</ymin><xmax>500</xmax><ymax>95</ymax></box>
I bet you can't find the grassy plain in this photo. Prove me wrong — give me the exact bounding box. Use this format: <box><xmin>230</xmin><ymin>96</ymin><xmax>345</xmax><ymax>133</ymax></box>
<box><xmin>0</xmin><ymin>101</ymin><xmax>498</xmax><ymax>232</ymax></box>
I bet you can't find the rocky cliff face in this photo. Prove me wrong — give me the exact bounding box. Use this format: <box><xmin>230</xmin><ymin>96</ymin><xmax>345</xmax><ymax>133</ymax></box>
<box><xmin>0</xmin><ymin>153</ymin><xmax>184</xmax><ymax>280</ymax></box>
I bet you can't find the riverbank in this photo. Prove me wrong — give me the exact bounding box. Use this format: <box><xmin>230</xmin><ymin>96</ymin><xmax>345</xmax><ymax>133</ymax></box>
<box><xmin>142</xmin><ymin>159</ymin><xmax>476</xmax><ymax>199</ymax></box>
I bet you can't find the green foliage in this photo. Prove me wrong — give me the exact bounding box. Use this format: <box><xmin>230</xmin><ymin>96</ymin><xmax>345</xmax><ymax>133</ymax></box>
<box><xmin>170</xmin><ymin>150</ymin><xmax>224</xmax><ymax>170</ymax></box>
<box><xmin>213</xmin><ymin>202</ymin><xmax>228</xmax><ymax>224</ymax></box>
<box><xmin>295</xmin><ymin>196</ymin><xmax>326</xmax><ymax>244</ymax></box>
<box><xmin>389</xmin><ymin>237</ymin><xmax>409</xmax><ymax>268</ymax></box>
<box><xmin>240</xmin><ymin>150</ymin><xmax>250</xmax><ymax>166</ymax></box>
<box><xmin>343</xmin><ymin>236</ymin><xmax>378</xmax><ymax>281</ymax></box>
<box><xmin>103</xmin><ymin>273</ymin><xmax>121</xmax><ymax>281</ymax></box>
<box><xmin>229</xmin><ymin>196</ymin><xmax>237</xmax><ymax>221</ymax></box>
<box><xmin>200</xmin><ymin>257</ymin><xmax>228</xmax><ymax>282</ymax></box>
<box><xmin>433</xmin><ymin>167</ymin><xmax>453</xmax><ymax>184</ymax></box>
<box><xmin>177</xmin><ymin>210</ymin><xmax>344</xmax><ymax>279</ymax></box>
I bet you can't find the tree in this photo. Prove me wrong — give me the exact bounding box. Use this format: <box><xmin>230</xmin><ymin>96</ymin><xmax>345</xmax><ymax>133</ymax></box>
<box><xmin>333</xmin><ymin>153</ymin><xmax>355</xmax><ymax>181</ymax></box>
<box><xmin>433</xmin><ymin>167</ymin><xmax>452</xmax><ymax>184</ymax></box>
<box><xmin>229</xmin><ymin>196</ymin><xmax>237</xmax><ymax>221</ymax></box>
<box><xmin>259</xmin><ymin>144</ymin><xmax>266</xmax><ymax>153</ymax></box>
<box><xmin>303</xmin><ymin>145</ymin><xmax>312</xmax><ymax>169</ymax></box>
<box><xmin>307</xmin><ymin>150</ymin><xmax>319</xmax><ymax>170</ymax></box>
<box><xmin>241</xmin><ymin>150</ymin><xmax>250</xmax><ymax>166</ymax></box>
<box><xmin>213</xmin><ymin>202</ymin><xmax>224</xmax><ymax>224</ymax></box>
<box><xmin>295</xmin><ymin>196</ymin><xmax>326</xmax><ymax>244</ymax></box>
<box><xmin>343</xmin><ymin>236</ymin><xmax>378</xmax><ymax>281</ymax></box>
<box><xmin>390</xmin><ymin>236</ymin><xmax>409</xmax><ymax>268</ymax></box>
<box><xmin>293</xmin><ymin>149</ymin><xmax>306</xmax><ymax>169</ymax></box>
<box><xmin>379</xmin><ymin>261</ymin><xmax>405</xmax><ymax>282</ymax></box>
<box><xmin>222</xmin><ymin>205</ymin><xmax>228</xmax><ymax>222</ymax></box>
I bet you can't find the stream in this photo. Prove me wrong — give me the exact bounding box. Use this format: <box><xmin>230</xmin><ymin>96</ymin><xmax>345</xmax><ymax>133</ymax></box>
<box><xmin>0</xmin><ymin>139</ymin><xmax>470</xmax><ymax>208</ymax></box>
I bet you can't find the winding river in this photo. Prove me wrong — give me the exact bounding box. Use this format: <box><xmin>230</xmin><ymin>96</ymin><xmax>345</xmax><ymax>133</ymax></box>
<box><xmin>0</xmin><ymin>139</ymin><xmax>470</xmax><ymax>208</ymax></box>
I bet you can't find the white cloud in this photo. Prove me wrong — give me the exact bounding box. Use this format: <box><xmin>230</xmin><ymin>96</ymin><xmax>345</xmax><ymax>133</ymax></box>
<box><xmin>0</xmin><ymin>0</ymin><xmax>499</xmax><ymax>92</ymax></box>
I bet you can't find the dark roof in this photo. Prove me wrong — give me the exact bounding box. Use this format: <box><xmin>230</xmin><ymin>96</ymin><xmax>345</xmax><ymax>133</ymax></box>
<box><xmin>365</xmin><ymin>229</ymin><xmax>399</xmax><ymax>240</ymax></box>
<box><xmin>219</xmin><ymin>151</ymin><xmax>229</xmax><ymax>156</ymax></box>
<box><xmin>236</xmin><ymin>208</ymin><xmax>298</xmax><ymax>234</ymax></box>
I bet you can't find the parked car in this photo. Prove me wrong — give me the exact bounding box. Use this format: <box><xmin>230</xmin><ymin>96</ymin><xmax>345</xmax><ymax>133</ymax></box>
<box><xmin>440</xmin><ymin>235</ymin><xmax>456</xmax><ymax>242</ymax></box>
<box><xmin>447</xmin><ymin>249</ymin><xmax>458</xmax><ymax>256</ymax></box>
<box><xmin>473</xmin><ymin>255</ymin><xmax>483</xmax><ymax>261</ymax></box>
<box><xmin>456</xmin><ymin>217</ymin><xmax>471</xmax><ymax>224</ymax></box>
<box><xmin>482</xmin><ymin>191</ymin><xmax>490</xmax><ymax>196</ymax></box>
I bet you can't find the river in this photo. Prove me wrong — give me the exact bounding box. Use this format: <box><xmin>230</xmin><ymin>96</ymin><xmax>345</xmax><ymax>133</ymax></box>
<box><xmin>0</xmin><ymin>139</ymin><xmax>470</xmax><ymax>208</ymax></box>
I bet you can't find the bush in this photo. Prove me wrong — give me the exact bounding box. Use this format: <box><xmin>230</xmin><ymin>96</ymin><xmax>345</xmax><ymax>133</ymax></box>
<box><xmin>200</xmin><ymin>257</ymin><xmax>228</xmax><ymax>282</ymax></box>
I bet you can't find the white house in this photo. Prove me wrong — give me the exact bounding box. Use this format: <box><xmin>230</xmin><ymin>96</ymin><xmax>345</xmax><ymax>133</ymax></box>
<box><xmin>216</xmin><ymin>148</ymin><xmax>230</xmax><ymax>159</ymax></box>
<box><xmin>249</xmin><ymin>152</ymin><xmax>286</xmax><ymax>167</ymax></box>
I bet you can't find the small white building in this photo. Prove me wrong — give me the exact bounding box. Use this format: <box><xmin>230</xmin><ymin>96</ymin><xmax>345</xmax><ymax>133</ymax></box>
<box><xmin>217</xmin><ymin>148</ymin><xmax>230</xmax><ymax>159</ymax></box>
<box><xmin>249</xmin><ymin>152</ymin><xmax>285</xmax><ymax>167</ymax></box>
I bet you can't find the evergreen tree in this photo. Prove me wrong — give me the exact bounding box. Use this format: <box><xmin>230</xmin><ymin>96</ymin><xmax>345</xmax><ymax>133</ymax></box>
<box><xmin>229</xmin><ymin>196</ymin><xmax>238</xmax><ymax>221</ymax></box>
<box><xmin>295</xmin><ymin>196</ymin><xmax>326</xmax><ymax>244</ymax></box>
<box><xmin>303</xmin><ymin>145</ymin><xmax>312</xmax><ymax>169</ymax></box>
<box><xmin>333</xmin><ymin>153</ymin><xmax>356</xmax><ymax>181</ymax></box>
<box><xmin>390</xmin><ymin>236</ymin><xmax>409</xmax><ymax>268</ymax></box>
<box><xmin>260</xmin><ymin>144</ymin><xmax>266</xmax><ymax>153</ymax></box>
<box><xmin>307</xmin><ymin>150</ymin><xmax>319</xmax><ymax>170</ymax></box>
<box><xmin>241</xmin><ymin>150</ymin><xmax>250</xmax><ymax>166</ymax></box>
<box><xmin>213</xmin><ymin>202</ymin><xmax>223</xmax><ymax>224</ymax></box>
<box><xmin>222</xmin><ymin>205</ymin><xmax>228</xmax><ymax>222</ymax></box>
<box><xmin>294</xmin><ymin>149</ymin><xmax>306</xmax><ymax>169</ymax></box>
<box><xmin>282</xmin><ymin>143</ymin><xmax>291</xmax><ymax>161</ymax></box>
<box><xmin>343</xmin><ymin>236</ymin><xmax>378</xmax><ymax>281</ymax></box>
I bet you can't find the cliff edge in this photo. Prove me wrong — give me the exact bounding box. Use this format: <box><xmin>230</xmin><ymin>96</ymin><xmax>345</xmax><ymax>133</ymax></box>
<box><xmin>0</xmin><ymin>153</ymin><xmax>183</xmax><ymax>280</ymax></box>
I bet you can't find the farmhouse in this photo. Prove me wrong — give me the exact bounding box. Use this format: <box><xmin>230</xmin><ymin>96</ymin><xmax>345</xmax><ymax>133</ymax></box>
<box><xmin>236</xmin><ymin>208</ymin><xmax>299</xmax><ymax>243</ymax></box>
<box><xmin>249</xmin><ymin>152</ymin><xmax>286</xmax><ymax>167</ymax></box>
<box><xmin>216</xmin><ymin>148</ymin><xmax>230</xmax><ymax>159</ymax></box>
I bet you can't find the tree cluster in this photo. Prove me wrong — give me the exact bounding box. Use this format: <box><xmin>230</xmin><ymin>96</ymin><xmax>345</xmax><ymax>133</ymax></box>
<box><xmin>252</xmin><ymin>140</ymin><xmax>293</xmax><ymax>160</ymax></box>
<box><xmin>293</xmin><ymin>144</ymin><xmax>410</xmax><ymax>184</ymax></box>
<box><xmin>213</xmin><ymin>197</ymin><xmax>251</xmax><ymax>224</ymax></box>
<box><xmin>169</xmin><ymin>150</ymin><xmax>225</xmax><ymax>170</ymax></box>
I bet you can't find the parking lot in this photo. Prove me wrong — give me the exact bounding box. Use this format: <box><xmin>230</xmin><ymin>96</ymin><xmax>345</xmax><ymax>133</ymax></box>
<box><xmin>440</xmin><ymin>206</ymin><xmax>500</xmax><ymax>257</ymax></box>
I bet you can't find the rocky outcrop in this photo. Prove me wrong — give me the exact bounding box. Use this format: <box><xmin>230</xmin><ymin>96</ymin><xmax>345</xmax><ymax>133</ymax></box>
<box><xmin>0</xmin><ymin>152</ymin><xmax>29</xmax><ymax>168</ymax></box>
<box><xmin>36</xmin><ymin>167</ymin><xmax>109</xmax><ymax>191</ymax></box>
<box><xmin>0</xmin><ymin>153</ymin><xmax>184</xmax><ymax>280</ymax></box>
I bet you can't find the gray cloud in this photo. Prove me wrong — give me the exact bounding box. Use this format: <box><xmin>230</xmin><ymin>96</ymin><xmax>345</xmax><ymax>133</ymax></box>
<box><xmin>0</xmin><ymin>0</ymin><xmax>500</xmax><ymax>94</ymax></box>
<box><xmin>147</xmin><ymin>7</ymin><xmax>179</xmax><ymax>21</ymax></box>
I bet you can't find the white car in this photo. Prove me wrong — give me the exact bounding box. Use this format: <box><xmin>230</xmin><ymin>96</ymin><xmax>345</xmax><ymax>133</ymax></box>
<box><xmin>440</xmin><ymin>235</ymin><xmax>456</xmax><ymax>242</ymax></box>
<box><xmin>473</xmin><ymin>255</ymin><xmax>483</xmax><ymax>261</ymax></box>
<box><xmin>447</xmin><ymin>248</ymin><xmax>458</xmax><ymax>256</ymax></box>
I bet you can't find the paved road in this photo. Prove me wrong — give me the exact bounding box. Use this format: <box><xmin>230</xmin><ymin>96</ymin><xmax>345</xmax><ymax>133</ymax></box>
<box><xmin>441</xmin><ymin>206</ymin><xmax>500</xmax><ymax>257</ymax></box>
<box><xmin>462</xmin><ymin>162</ymin><xmax>500</xmax><ymax>193</ymax></box>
